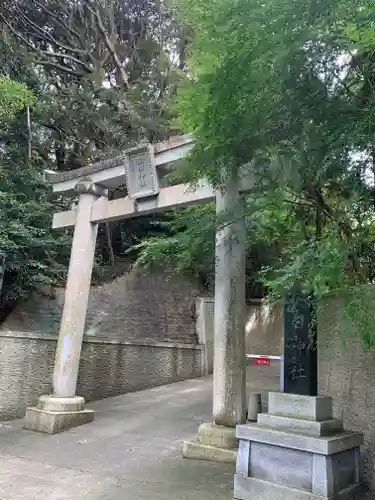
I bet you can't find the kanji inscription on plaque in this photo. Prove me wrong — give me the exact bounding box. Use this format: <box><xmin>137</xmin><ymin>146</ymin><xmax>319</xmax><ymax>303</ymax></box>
<box><xmin>283</xmin><ymin>292</ymin><xmax>317</xmax><ymax>396</ymax></box>
<box><xmin>125</xmin><ymin>144</ymin><xmax>159</xmax><ymax>199</ymax></box>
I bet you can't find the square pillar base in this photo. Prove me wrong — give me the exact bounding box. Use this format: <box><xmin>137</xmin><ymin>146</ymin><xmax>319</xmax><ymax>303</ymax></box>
<box><xmin>183</xmin><ymin>422</ymin><xmax>238</xmax><ymax>464</ymax></box>
<box><xmin>234</xmin><ymin>393</ymin><xmax>363</xmax><ymax>500</ymax></box>
<box><xmin>24</xmin><ymin>395</ymin><xmax>94</xmax><ymax>434</ymax></box>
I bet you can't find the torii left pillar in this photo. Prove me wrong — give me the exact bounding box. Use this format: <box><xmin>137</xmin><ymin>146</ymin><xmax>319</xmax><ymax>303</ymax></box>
<box><xmin>24</xmin><ymin>180</ymin><xmax>107</xmax><ymax>434</ymax></box>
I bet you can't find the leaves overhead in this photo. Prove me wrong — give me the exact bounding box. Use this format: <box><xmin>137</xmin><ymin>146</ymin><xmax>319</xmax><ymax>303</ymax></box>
<box><xmin>0</xmin><ymin>0</ymin><xmax>187</xmax><ymax>166</ymax></box>
<box><xmin>134</xmin><ymin>0</ymin><xmax>375</xmax><ymax>349</ymax></box>
<box><xmin>0</xmin><ymin>76</ymin><xmax>35</xmax><ymax>124</ymax></box>
<box><xmin>0</xmin><ymin>0</ymin><xmax>186</xmax><ymax>316</ymax></box>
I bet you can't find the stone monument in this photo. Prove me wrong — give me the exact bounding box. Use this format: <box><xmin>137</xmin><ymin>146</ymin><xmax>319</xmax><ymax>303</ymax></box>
<box><xmin>283</xmin><ymin>292</ymin><xmax>317</xmax><ymax>396</ymax></box>
<box><xmin>233</xmin><ymin>292</ymin><xmax>363</xmax><ymax>499</ymax></box>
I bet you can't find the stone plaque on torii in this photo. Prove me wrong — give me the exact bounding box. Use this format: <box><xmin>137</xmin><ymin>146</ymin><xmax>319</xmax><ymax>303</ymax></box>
<box><xmin>124</xmin><ymin>142</ymin><xmax>159</xmax><ymax>198</ymax></box>
<box><xmin>24</xmin><ymin>134</ymin><xmax>261</xmax><ymax>446</ymax></box>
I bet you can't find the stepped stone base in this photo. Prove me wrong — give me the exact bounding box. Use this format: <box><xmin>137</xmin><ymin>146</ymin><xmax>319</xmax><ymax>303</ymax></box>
<box><xmin>24</xmin><ymin>395</ymin><xmax>94</xmax><ymax>434</ymax></box>
<box><xmin>234</xmin><ymin>392</ymin><xmax>363</xmax><ymax>500</ymax></box>
<box><xmin>183</xmin><ymin>422</ymin><xmax>238</xmax><ymax>464</ymax></box>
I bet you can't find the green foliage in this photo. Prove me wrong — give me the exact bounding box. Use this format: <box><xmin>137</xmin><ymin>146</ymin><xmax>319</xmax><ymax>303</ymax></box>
<box><xmin>133</xmin><ymin>204</ymin><xmax>216</xmax><ymax>287</ymax></box>
<box><xmin>142</xmin><ymin>0</ymin><xmax>375</xmax><ymax>350</ymax></box>
<box><xmin>0</xmin><ymin>76</ymin><xmax>34</xmax><ymax>124</ymax></box>
<box><xmin>133</xmin><ymin>191</ymin><xmax>297</xmax><ymax>295</ymax></box>
<box><xmin>0</xmin><ymin>0</ymin><xmax>187</xmax><ymax>316</ymax></box>
<box><xmin>0</xmin><ymin>159</ymin><xmax>71</xmax><ymax>302</ymax></box>
<box><xmin>340</xmin><ymin>285</ymin><xmax>375</xmax><ymax>352</ymax></box>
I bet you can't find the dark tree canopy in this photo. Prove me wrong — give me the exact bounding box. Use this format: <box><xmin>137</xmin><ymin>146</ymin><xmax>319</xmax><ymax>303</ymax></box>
<box><xmin>0</xmin><ymin>0</ymin><xmax>186</xmax><ymax>316</ymax></box>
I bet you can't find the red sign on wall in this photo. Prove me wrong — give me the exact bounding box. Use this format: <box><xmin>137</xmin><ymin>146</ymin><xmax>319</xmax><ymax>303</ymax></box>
<box><xmin>253</xmin><ymin>356</ymin><xmax>271</xmax><ymax>367</ymax></box>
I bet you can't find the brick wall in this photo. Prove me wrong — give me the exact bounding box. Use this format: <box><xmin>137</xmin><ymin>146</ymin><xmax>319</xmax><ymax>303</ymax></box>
<box><xmin>318</xmin><ymin>294</ymin><xmax>375</xmax><ymax>487</ymax></box>
<box><xmin>0</xmin><ymin>332</ymin><xmax>204</xmax><ymax>420</ymax></box>
<box><xmin>1</xmin><ymin>268</ymin><xmax>203</xmax><ymax>344</ymax></box>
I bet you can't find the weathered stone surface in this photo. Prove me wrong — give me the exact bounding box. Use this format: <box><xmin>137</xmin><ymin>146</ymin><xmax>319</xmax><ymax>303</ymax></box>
<box><xmin>235</xmin><ymin>393</ymin><xmax>363</xmax><ymax>500</ymax></box>
<box><xmin>236</xmin><ymin>423</ymin><xmax>363</xmax><ymax>455</ymax></box>
<box><xmin>318</xmin><ymin>293</ymin><xmax>375</xmax><ymax>488</ymax></box>
<box><xmin>257</xmin><ymin>413</ymin><xmax>343</xmax><ymax>436</ymax></box>
<box><xmin>195</xmin><ymin>298</ymin><xmax>214</xmax><ymax>375</ymax></box>
<box><xmin>213</xmin><ymin>176</ymin><xmax>246</xmax><ymax>427</ymax></box>
<box><xmin>183</xmin><ymin>422</ymin><xmax>238</xmax><ymax>464</ymax></box>
<box><xmin>233</xmin><ymin>474</ymin><xmax>361</xmax><ymax>500</ymax></box>
<box><xmin>50</xmin><ymin>188</ymin><xmax>100</xmax><ymax>398</ymax></box>
<box><xmin>36</xmin><ymin>395</ymin><xmax>85</xmax><ymax>412</ymax></box>
<box><xmin>24</xmin><ymin>406</ymin><xmax>94</xmax><ymax>434</ymax></box>
<box><xmin>0</xmin><ymin>268</ymin><xmax>202</xmax><ymax>344</ymax></box>
<box><xmin>197</xmin><ymin>422</ymin><xmax>238</xmax><ymax>449</ymax></box>
<box><xmin>237</xmin><ymin>442</ymin><xmax>360</xmax><ymax>497</ymax></box>
<box><xmin>182</xmin><ymin>440</ymin><xmax>237</xmax><ymax>464</ymax></box>
<box><xmin>0</xmin><ymin>334</ymin><xmax>203</xmax><ymax>420</ymax></box>
<box><xmin>236</xmin><ymin>440</ymin><xmax>251</xmax><ymax>476</ymax></box>
<box><xmin>125</xmin><ymin>143</ymin><xmax>160</xmax><ymax>198</ymax></box>
<box><xmin>268</xmin><ymin>392</ymin><xmax>333</xmax><ymax>421</ymax></box>
<box><xmin>197</xmin><ymin>298</ymin><xmax>284</xmax><ymax>376</ymax></box>
<box><xmin>247</xmin><ymin>393</ymin><xmax>262</xmax><ymax>422</ymax></box>
<box><xmin>250</xmin><ymin>441</ymin><xmax>313</xmax><ymax>490</ymax></box>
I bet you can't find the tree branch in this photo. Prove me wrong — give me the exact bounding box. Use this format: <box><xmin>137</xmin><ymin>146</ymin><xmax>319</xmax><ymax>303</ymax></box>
<box><xmin>86</xmin><ymin>2</ymin><xmax>130</xmax><ymax>90</ymax></box>
<box><xmin>33</xmin><ymin>0</ymin><xmax>83</xmax><ymax>44</ymax></box>
<box><xmin>13</xmin><ymin>5</ymin><xmax>88</xmax><ymax>56</ymax></box>
<box><xmin>3</xmin><ymin>10</ymin><xmax>94</xmax><ymax>74</ymax></box>
<box><xmin>83</xmin><ymin>1</ymin><xmax>144</xmax><ymax>129</ymax></box>
<box><xmin>35</xmin><ymin>59</ymin><xmax>85</xmax><ymax>77</ymax></box>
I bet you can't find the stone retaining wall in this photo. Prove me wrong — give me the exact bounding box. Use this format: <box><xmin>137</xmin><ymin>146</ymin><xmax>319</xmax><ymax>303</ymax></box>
<box><xmin>0</xmin><ymin>332</ymin><xmax>204</xmax><ymax>420</ymax></box>
<box><xmin>0</xmin><ymin>268</ymin><xmax>202</xmax><ymax>344</ymax></box>
<box><xmin>318</xmin><ymin>294</ymin><xmax>375</xmax><ymax>488</ymax></box>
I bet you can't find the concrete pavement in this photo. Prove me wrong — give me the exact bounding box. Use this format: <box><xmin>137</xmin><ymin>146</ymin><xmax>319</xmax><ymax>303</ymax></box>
<box><xmin>0</xmin><ymin>365</ymin><xmax>280</xmax><ymax>500</ymax></box>
<box><xmin>0</xmin><ymin>376</ymin><xmax>235</xmax><ymax>500</ymax></box>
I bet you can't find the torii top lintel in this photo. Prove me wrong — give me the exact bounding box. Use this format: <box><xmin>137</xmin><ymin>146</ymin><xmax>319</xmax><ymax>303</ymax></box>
<box><xmin>48</xmin><ymin>133</ymin><xmax>261</xmax><ymax>231</ymax></box>
<box><xmin>44</xmin><ymin>133</ymin><xmax>194</xmax><ymax>196</ymax></box>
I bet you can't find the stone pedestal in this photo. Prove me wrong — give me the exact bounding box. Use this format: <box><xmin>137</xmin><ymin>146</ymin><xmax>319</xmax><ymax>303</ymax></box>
<box><xmin>183</xmin><ymin>422</ymin><xmax>237</xmax><ymax>464</ymax></box>
<box><xmin>24</xmin><ymin>395</ymin><xmax>94</xmax><ymax>434</ymax></box>
<box><xmin>234</xmin><ymin>392</ymin><xmax>363</xmax><ymax>500</ymax></box>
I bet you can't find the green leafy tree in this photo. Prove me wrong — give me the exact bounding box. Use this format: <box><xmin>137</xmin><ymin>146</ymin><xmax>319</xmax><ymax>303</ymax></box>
<box><xmin>0</xmin><ymin>76</ymin><xmax>34</xmax><ymax>124</ymax></box>
<box><xmin>0</xmin><ymin>0</ymin><xmax>188</xmax><ymax>268</ymax></box>
<box><xmin>135</xmin><ymin>0</ymin><xmax>375</xmax><ymax>349</ymax></box>
<box><xmin>0</xmin><ymin>1</ymin><xmax>189</xmax><ymax>320</ymax></box>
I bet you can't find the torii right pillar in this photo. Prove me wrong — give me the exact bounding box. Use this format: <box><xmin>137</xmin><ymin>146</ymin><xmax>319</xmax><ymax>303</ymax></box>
<box><xmin>183</xmin><ymin>171</ymin><xmax>246</xmax><ymax>462</ymax></box>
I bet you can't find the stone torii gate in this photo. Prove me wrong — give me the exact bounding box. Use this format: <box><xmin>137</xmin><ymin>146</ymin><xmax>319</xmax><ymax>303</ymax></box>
<box><xmin>24</xmin><ymin>135</ymin><xmax>256</xmax><ymax>461</ymax></box>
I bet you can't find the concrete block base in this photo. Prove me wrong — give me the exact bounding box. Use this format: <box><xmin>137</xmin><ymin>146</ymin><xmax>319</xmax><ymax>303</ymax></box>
<box><xmin>24</xmin><ymin>395</ymin><xmax>94</xmax><ymax>434</ymax></box>
<box><xmin>183</xmin><ymin>440</ymin><xmax>237</xmax><ymax>464</ymax></box>
<box><xmin>234</xmin><ymin>474</ymin><xmax>361</xmax><ymax>500</ymax></box>
<box><xmin>234</xmin><ymin>392</ymin><xmax>363</xmax><ymax>500</ymax></box>
<box><xmin>183</xmin><ymin>422</ymin><xmax>238</xmax><ymax>464</ymax></box>
<box><xmin>268</xmin><ymin>392</ymin><xmax>333</xmax><ymax>421</ymax></box>
<box><xmin>257</xmin><ymin>413</ymin><xmax>343</xmax><ymax>437</ymax></box>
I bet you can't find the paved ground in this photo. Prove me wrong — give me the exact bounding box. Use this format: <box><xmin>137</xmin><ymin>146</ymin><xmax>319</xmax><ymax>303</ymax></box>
<box><xmin>0</xmin><ymin>377</ymin><xmax>227</xmax><ymax>500</ymax></box>
<box><xmin>0</xmin><ymin>364</ymin><xmax>370</xmax><ymax>499</ymax></box>
<box><xmin>0</xmin><ymin>365</ymin><xmax>280</xmax><ymax>500</ymax></box>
